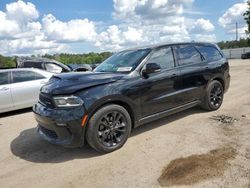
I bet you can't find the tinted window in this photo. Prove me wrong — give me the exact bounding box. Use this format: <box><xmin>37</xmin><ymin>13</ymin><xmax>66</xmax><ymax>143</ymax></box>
<box><xmin>175</xmin><ymin>45</ymin><xmax>202</xmax><ymax>66</ymax></box>
<box><xmin>23</xmin><ymin>61</ymin><xmax>43</xmax><ymax>69</ymax></box>
<box><xmin>0</xmin><ymin>72</ymin><xmax>9</xmax><ymax>85</ymax></box>
<box><xmin>196</xmin><ymin>46</ymin><xmax>222</xmax><ymax>62</ymax></box>
<box><xmin>13</xmin><ymin>71</ymin><xmax>45</xmax><ymax>83</ymax></box>
<box><xmin>147</xmin><ymin>47</ymin><xmax>175</xmax><ymax>70</ymax></box>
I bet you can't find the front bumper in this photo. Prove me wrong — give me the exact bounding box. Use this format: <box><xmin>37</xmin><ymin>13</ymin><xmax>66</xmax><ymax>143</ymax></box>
<box><xmin>33</xmin><ymin>102</ymin><xmax>86</xmax><ymax>148</ymax></box>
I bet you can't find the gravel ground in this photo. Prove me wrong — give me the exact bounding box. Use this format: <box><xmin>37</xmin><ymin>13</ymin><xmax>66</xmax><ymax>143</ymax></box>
<box><xmin>0</xmin><ymin>59</ymin><xmax>250</xmax><ymax>188</ymax></box>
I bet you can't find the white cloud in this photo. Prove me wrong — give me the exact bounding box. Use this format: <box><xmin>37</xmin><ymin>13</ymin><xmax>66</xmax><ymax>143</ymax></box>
<box><xmin>0</xmin><ymin>37</ymin><xmax>66</xmax><ymax>55</ymax></box>
<box><xmin>192</xmin><ymin>18</ymin><xmax>215</xmax><ymax>32</ymax></box>
<box><xmin>158</xmin><ymin>16</ymin><xmax>190</xmax><ymax>42</ymax></box>
<box><xmin>108</xmin><ymin>0</ymin><xmax>215</xmax><ymax>50</ymax></box>
<box><xmin>113</xmin><ymin>0</ymin><xmax>194</xmax><ymax>21</ymax></box>
<box><xmin>219</xmin><ymin>2</ymin><xmax>247</xmax><ymax>27</ymax></box>
<box><xmin>42</xmin><ymin>14</ymin><xmax>97</xmax><ymax>42</ymax></box>
<box><xmin>194</xmin><ymin>34</ymin><xmax>217</xmax><ymax>42</ymax></box>
<box><xmin>95</xmin><ymin>25</ymin><xmax>146</xmax><ymax>51</ymax></box>
<box><xmin>0</xmin><ymin>11</ymin><xmax>19</xmax><ymax>38</ymax></box>
<box><xmin>124</xmin><ymin>27</ymin><xmax>144</xmax><ymax>42</ymax></box>
<box><xmin>219</xmin><ymin>2</ymin><xmax>247</xmax><ymax>36</ymax></box>
<box><xmin>0</xmin><ymin>0</ymin><xmax>65</xmax><ymax>55</ymax></box>
<box><xmin>6</xmin><ymin>0</ymin><xmax>39</xmax><ymax>23</ymax></box>
<box><xmin>0</xmin><ymin>0</ymin><xmax>219</xmax><ymax>55</ymax></box>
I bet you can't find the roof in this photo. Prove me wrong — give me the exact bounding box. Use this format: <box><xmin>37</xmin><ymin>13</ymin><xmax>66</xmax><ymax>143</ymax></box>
<box><xmin>0</xmin><ymin>67</ymin><xmax>53</xmax><ymax>76</ymax></box>
<box><xmin>124</xmin><ymin>42</ymin><xmax>217</xmax><ymax>51</ymax></box>
<box><xmin>16</xmin><ymin>57</ymin><xmax>58</xmax><ymax>63</ymax></box>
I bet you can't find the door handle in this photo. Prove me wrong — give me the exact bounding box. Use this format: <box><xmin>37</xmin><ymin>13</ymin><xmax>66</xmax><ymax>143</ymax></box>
<box><xmin>0</xmin><ymin>87</ymin><xmax>9</xmax><ymax>91</ymax></box>
<box><xmin>171</xmin><ymin>73</ymin><xmax>178</xmax><ymax>78</ymax></box>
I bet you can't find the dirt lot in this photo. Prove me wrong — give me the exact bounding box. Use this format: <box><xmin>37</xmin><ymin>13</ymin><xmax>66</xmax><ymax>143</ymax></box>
<box><xmin>0</xmin><ymin>59</ymin><xmax>250</xmax><ymax>188</ymax></box>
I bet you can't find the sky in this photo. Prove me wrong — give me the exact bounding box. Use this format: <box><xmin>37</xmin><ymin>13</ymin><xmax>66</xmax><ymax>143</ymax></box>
<box><xmin>0</xmin><ymin>0</ymin><xmax>248</xmax><ymax>56</ymax></box>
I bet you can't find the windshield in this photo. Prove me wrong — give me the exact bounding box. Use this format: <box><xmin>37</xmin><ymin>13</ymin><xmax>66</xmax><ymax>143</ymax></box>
<box><xmin>94</xmin><ymin>49</ymin><xmax>151</xmax><ymax>73</ymax></box>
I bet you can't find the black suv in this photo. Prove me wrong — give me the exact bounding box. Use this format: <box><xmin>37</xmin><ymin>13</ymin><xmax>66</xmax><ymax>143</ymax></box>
<box><xmin>33</xmin><ymin>42</ymin><xmax>230</xmax><ymax>153</ymax></box>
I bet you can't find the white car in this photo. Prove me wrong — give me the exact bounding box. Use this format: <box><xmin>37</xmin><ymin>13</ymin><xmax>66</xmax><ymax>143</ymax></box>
<box><xmin>0</xmin><ymin>68</ymin><xmax>53</xmax><ymax>113</ymax></box>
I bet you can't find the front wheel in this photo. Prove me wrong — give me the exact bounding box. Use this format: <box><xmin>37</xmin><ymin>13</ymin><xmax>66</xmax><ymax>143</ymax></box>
<box><xmin>86</xmin><ymin>104</ymin><xmax>132</xmax><ymax>153</ymax></box>
<box><xmin>201</xmin><ymin>80</ymin><xmax>224</xmax><ymax>111</ymax></box>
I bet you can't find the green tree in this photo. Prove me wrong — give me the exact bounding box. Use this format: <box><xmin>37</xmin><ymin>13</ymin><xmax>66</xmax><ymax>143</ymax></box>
<box><xmin>0</xmin><ymin>55</ymin><xmax>16</xmax><ymax>68</ymax></box>
<box><xmin>244</xmin><ymin>0</ymin><xmax>250</xmax><ymax>36</ymax></box>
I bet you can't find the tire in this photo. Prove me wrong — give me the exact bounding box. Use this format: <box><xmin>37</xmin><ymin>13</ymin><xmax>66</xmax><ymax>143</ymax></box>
<box><xmin>201</xmin><ymin>80</ymin><xmax>224</xmax><ymax>111</ymax></box>
<box><xmin>86</xmin><ymin>104</ymin><xmax>132</xmax><ymax>153</ymax></box>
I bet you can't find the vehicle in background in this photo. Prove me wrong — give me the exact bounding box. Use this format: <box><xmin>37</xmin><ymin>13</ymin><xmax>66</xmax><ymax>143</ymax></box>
<box><xmin>0</xmin><ymin>68</ymin><xmax>53</xmax><ymax>113</ymax></box>
<box><xmin>17</xmin><ymin>57</ymin><xmax>96</xmax><ymax>73</ymax></box>
<box><xmin>90</xmin><ymin>63</ymin><xmax>100</xmax><ymax>70</ymax></box>
<box><xmin>67</xmin><ymin>64</ymin><xmax>92</xmax><ymax>72</ymax></box>
<box><xmin>241</xmin><ymin>52</ymin><xmax>250</xmax><ymax>59</ymax></box>
<box><xmin>33</xmin><ymin>42</ymin><xmax>230</xmax><ymax>153</ymax></box>
<box><xmin>17</xmin><ymin>57</ymin><xmax>71</xmax><ymax>74</ymax></box>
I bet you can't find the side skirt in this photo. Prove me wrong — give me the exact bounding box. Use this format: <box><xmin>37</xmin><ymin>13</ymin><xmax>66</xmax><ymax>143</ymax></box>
<box><xmin>136</xmin><ymin>100</ymin><xmax>201</xmax><ymax>127</ymax></box>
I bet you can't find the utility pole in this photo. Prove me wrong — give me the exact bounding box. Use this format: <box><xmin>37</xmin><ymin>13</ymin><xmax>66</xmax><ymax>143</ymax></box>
<box><xmin>236</xmin><ymin>22</ymin><xmax>238</xmax><ymax>41</ymax></box>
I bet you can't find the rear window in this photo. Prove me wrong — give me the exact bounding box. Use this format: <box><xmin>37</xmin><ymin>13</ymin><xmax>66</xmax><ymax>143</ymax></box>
<box><xmin>196</xmin><ymin>46</ymin><xmax>223</xmax><ymax>62</ymax></box>
<box><xmin>23</xmin><ymin>61</ymin><xmax>43</xmax><ymax>69</ymax></box>
<box><xmin>0</xmin><ymin>72</ymin><xmax>9</xmax><ymax>85</ymax></box>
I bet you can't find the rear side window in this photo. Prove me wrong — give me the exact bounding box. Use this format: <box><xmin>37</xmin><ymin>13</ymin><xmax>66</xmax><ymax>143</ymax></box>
<box><xmin>12</xmin><ymin>71</ymin><xmax>45</xmax><ymax>83</ymax></box>
<box><xmin>45</xmin><ymin>63</ymin><xmax>63</xmax><ymax>73</ymax></box>
<box><xmin>23</xmin><ymin>61</ymin><xmax>43</xmax><ymax>69</ymax></box>
<box><xmin>196</xmin><ymin>46</ymin><xmax>223</xmax><ymax>62</ymax></box>
<box><xmin>0</xmin><ymin>72</ymin><xmax>9</xmax><ymax>85</ymax></box>
<box><xmin>147</xmin><ymin>47</ymin><xmax>175</xmax><ymax>70</ymax></box>
<box><xmin>175</xmin><ymin>45</ymin><xmax>202</xmax><ymax>66</ymax></box>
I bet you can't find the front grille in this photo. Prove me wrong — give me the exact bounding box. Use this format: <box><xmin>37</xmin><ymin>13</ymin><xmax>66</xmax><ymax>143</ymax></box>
<box><xmin>39</xmin><ymin>126</ymin><xmax>58</xmax><ymax>139</ymax></box>
<box><xmin>39</xmin><ymin>93</ymin><xmax>54</xmax><ymax>108</ymax></box>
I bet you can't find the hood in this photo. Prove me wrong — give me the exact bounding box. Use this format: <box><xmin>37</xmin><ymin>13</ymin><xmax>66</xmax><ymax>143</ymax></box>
<box><xmin>41</xmin><ymin>72</ymin><xmax>124</xmax><ymax>95</ymax></box>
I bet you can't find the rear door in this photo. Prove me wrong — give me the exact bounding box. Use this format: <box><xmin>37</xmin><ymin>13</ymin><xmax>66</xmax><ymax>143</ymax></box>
<box><xmin>173</xmin><ymin>44</ymin><xmax>205</xmax><ymax>104</ymax></box>
<box><xmin>11</xmin><ymin>70</ymin><xmax>47</xmax><ymax>108</ymax></box>
<box><xmin>0</xmin><ymin>71</ymin><xmax>13</xmax><ymax>112</ymax></box>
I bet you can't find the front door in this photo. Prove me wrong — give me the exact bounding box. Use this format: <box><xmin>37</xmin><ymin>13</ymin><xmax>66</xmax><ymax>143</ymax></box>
<box><xmin>140</xmin><ymin>46</ymin><xmax>182</xmax><ymax>117</ymax></box>
<box><xmin>0</xmin><ymin>71</ymin><xmax>13</xmax><ymax>112</ymax></box>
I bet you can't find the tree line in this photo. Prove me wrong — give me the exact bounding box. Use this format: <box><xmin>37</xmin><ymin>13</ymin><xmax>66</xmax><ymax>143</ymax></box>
<box><xmin>0</xmin><ymin>52</ymin><xmax>113</xmax><ymax>68</ymax></box>
<box><xmin>217</xmin><ymin>38</ymin><xmax>250</xmax><ymax>49</ymax></box>
<box><xmin>42</xmin><ymin>52</ymin><xmax>113</xmax><ymax>65</ymax></box>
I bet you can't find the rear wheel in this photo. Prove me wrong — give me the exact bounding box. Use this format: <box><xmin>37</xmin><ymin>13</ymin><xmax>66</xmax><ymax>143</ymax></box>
<box><xmin>201</xmin><ymin>80</ymin><xmax>224</xmax><ymax>111</ymax></box>
<box><xmin>86</xmin><ymin>104</ymin><xmax>132</xmax><ymax>153</ymax></box>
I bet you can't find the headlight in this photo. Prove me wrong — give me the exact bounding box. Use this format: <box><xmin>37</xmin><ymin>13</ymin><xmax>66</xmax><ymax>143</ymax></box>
<box><xmin>53</xmin><ymin>96</ymin><xmax>83</xmax><ymax>107</ymax></box>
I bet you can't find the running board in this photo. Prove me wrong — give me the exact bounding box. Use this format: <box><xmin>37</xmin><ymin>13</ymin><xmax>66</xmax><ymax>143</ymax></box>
<box><xmin>137</xmin><ymin>100</ymin><xmax>200</xmax><ymax>126</ymax></box>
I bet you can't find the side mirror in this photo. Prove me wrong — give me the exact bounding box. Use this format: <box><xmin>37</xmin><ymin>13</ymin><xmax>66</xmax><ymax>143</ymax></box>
<box><xmin>142</xmin><ymin>63</ymin><xmax>161</xmax><ymax>78</ymax></box>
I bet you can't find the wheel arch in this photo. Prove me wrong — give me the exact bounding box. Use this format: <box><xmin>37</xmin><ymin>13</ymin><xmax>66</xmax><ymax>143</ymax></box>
<box><xmin>211</xmin><ymin>77</ymin><xmax>225</xmax><ymax>91</ymax></box>
<box><xmin>85</xmin><ymin>98</ymin><xmax>137</xmax><ymax>129</ymax></box>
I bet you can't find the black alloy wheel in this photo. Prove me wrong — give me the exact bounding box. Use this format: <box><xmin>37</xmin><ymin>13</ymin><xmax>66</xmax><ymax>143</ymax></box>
<box><xmin>97</xmin><ymin>111</ymin><xmax>128</xmax><ymax>147</ymax></box>
<box><xmin>209</xmin><ymin>84</ymin><xmax>223</xmax><ymax>108</ymax></box>
<box><xmin>86</xmin><ymin>104</ymin><xmax>131</xmax><ymax>153</ymax></box>
<box><xmin>201</xmin><ymin>80</ymin><xmax>224</xmax><ymax>111</ymax></box>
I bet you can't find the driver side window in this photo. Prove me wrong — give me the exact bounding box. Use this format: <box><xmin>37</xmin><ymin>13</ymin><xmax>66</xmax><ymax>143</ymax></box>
<box><xmin>147</xmin><ymin>47</ymin><xmax>175</xmax><ymax>70</ymax></box>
